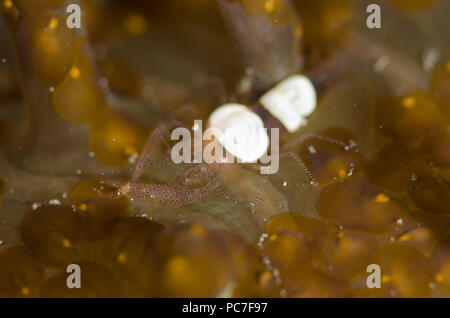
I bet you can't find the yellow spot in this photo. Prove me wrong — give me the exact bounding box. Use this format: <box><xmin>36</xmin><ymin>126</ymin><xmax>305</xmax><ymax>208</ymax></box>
<box><xmin>48</xmin><ymin>18</ymin><xmax>59</xmax><ymax>30</ymax></box>
<box><xmin>264</xmin><ymin>0</ymin><xmax>275</xmax><ymax>13</ymax></box>
<box><xmin>124</xmin><ymin>13</ymin><xmax>148</xmax><ymax>36</ymax></box>
<box><xmin>69</xmin><ymin>67</ymin><xmax>81</xmax><ymax>79</ymax></box>
<box><xmin>117</xmin><ymin>253</ymin><xmax>127</xmax><ymax>264</ymax></box>
<box><xmin>39</xmin><ymin>31</ymin><xmax>59</xmax><ymax>55</ymax></box>
<box><xmin>124</xmin><ymin>146</ymin><xmax>136</xmax><ymax>156</ymax></box>
<box><xmin>398</xmin><ymin>234</ymin><xmax>412</xmax><ymax>242</ymax></box>
<box><xmin>381</xmin><ymin>275</ymin><xmax>391</xmax><ymax>283</ymax></box>
<box><xmin>78</xmin><ymin>203</ymin><xmax>88</xmax><ymax>211</ymax></box>
<box><xmin>338</xmin><ymin>169</ymin><xmax>347</xmax><ymax>179</ymax></box>
<box><xmin>337</xmin><ymin>231</ymin><xmax>344</xmax><ymax>239</ymax></box>
<box><xmin>21</xmin><ymin>287</ymin><xmax>30</xmax><ymax>296</ymax></box>
<box><xmin>62</xmin><ymin>238</ymin><xmax>72</xmax><ymax>248</ymax></box>
<box><xmin>190</xmin><ymin>224</ymin><xmax>204</xmax><ymax>236</ymax></box>
<box><xmin>168</xmin><ymin>256</ymin><xmax>188</xmax><ymax>275</ymax></box>
<box><xmin>375</xmin><ymin>193</ymin><xmax>390</xmax><ymax>203</ymax></box>
<box><xmin>269</xmin><ymin>234</ymin><xmax>278</xmax><ymax>242</ymax></box>
<box><xmin>259</xmin><ymin>271</ymin><xmax>273</xmax><ymax>287</ymax></box>
<box><xmin>435</xmin><ymin>274</ymin><xmax>445</xmax><ymax>283</ymax></box>
<box><xmin>294</xmin><ymin>25</ymin><xmax>303</xmax><ymax>39</ymax></box>
<box><xmin>3</xmin><ymin>0</ymin><xmax>12</xmax><ymax>9</ymax></box>
<box><xmin>445</xmin><ymin>61</ymin><xmax>450</xmax><ymax>73</ymax></box>
<box><xmin>402</xmin><ymin>96</ymin><xmax>416</xmax><ymax>108</ymax></box>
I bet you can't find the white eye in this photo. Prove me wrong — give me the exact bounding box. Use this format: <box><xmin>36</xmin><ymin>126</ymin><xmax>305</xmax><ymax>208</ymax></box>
<box><xmin>208</xmin><ymin>103</ymin><xmax>269</xmax><ymax>163</ymax></box>
<box><xmin>260</xmin><ymin>75</ymin><xmax>317</xmax><ymax>133</ymax></box>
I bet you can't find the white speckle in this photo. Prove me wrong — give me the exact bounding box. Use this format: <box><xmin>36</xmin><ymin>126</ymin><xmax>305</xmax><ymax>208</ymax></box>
<box><xmin>61</xmin><ymin>193</ymin><xmax>67</xmax><ymax>199</ymax></box>
<box><xmin>282</xmin><ymin>181</ymin><xmax>288</xmax><ymax>187</ymax></box>
<box><xmin>262</xmin><ymin>257</ymin><xmax>271</xmax><ymax>266</ymax></box>
<box><xmin>49</xmin><ymin>199</ymin><xmax>61</xmax><ymax>206</ymax></box>
<box><xmin>422</xmin><ymin>47</ymin><xmax>441</xmax><ymax>73</ymax></box>
<box><xmin>344</xmin><ymin>140</ymin><xmax>357</xmax><ymax>151</ymax></box>
<box><xmin>348</xmin><ymin>167</ymin><xmax>354</xmax><ymax>176</ymax></box>
<box><xmin>396</xmin><ymin>218</ymin><xmax>404</xmax><ymax>225</ymax></box>
<box><xmin>273</xmin><ymin>268</ymin><xmax>281</xmax><ymax>278</ymax></box>
<box><xmin>280</xmin><ymin>289</ymin><xmax>287</xmax><ymax>297</ymax></box>
<box><xmin>49</xmin><ymin>86</ymin><xmax>54</xmax><ymax>92</ymax></box>
<box><xmin>411</xmin><ymin>173</ymin><xmax>418</xmax><ymax>181</ymax></box>
<box><xmin>128</xmin><ymin>152</ymin><xmax>139</xmax><ymax>164</ymax></box>
<box><xmin>88</xmin><ymin>151</ymin><xmax>95</xmax><ymax>158</ymax></box>
<box><xmin>245</xmin><ymin>67</ymin><xmax>254</xmax><ymax>76</ymax></box>
<box><xmin>31</xmin><ymin>202</ymin><xmax>41</xmax><ymax>210</ymax></box>
<box><xmin>2</xmin><ymin>58</ymin><xmax>6</xmax><ymax>63</ymax></box>
<box><xmin>390</xmin><ymin>236</ymin><xmax>395</xmax><ymax>242</ymax></box>
<box><xmin>308</xmin><ymin>145</ymin><xmax>317</xmax><ymax>154</ymax></box>
<box><xmin>238</xmin><ymin>76</ymin><xmax>253</xmax><ymax>96</ymax></box>
<box><xmin>76</xmin><ymin>169</ymin><xmax>82</xmax><ymax>175</ymax></box>
<box><xmin>99</xmin><ymin>77</ymin><xmax>108</xmax><ymax>88</ymax></box>
<box><xmin>257</xmin><ymin>233</ymin><xmax>268</xmax><ymax>248</ymax></box>
<box><xmin>374</xmin><ymin>55</ymin><xmax>390</xmax><ymax>72</ymax></box>
<box><xmin>339</xmin><ymin>225</ymin><xmax>344</xmax><ymax>230</ymax></box>
<box><xmin>429</xmin><ymin>282</ymin><xmax>436</xmax><ymax>289</ymax></box>
<box><xmin>272</xmin><ymin>269</ymin><xmax>282</xmax><ymax>285</ymax></box>
<box><xmin>112</xmin><ymin>138</ymin><xmax>116</xmax><ymax>142</ymax></box>
<box><xmin>0</xmin><ymin>240</ymin><xmax>4</xmax><ymax>245</ymax></box>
